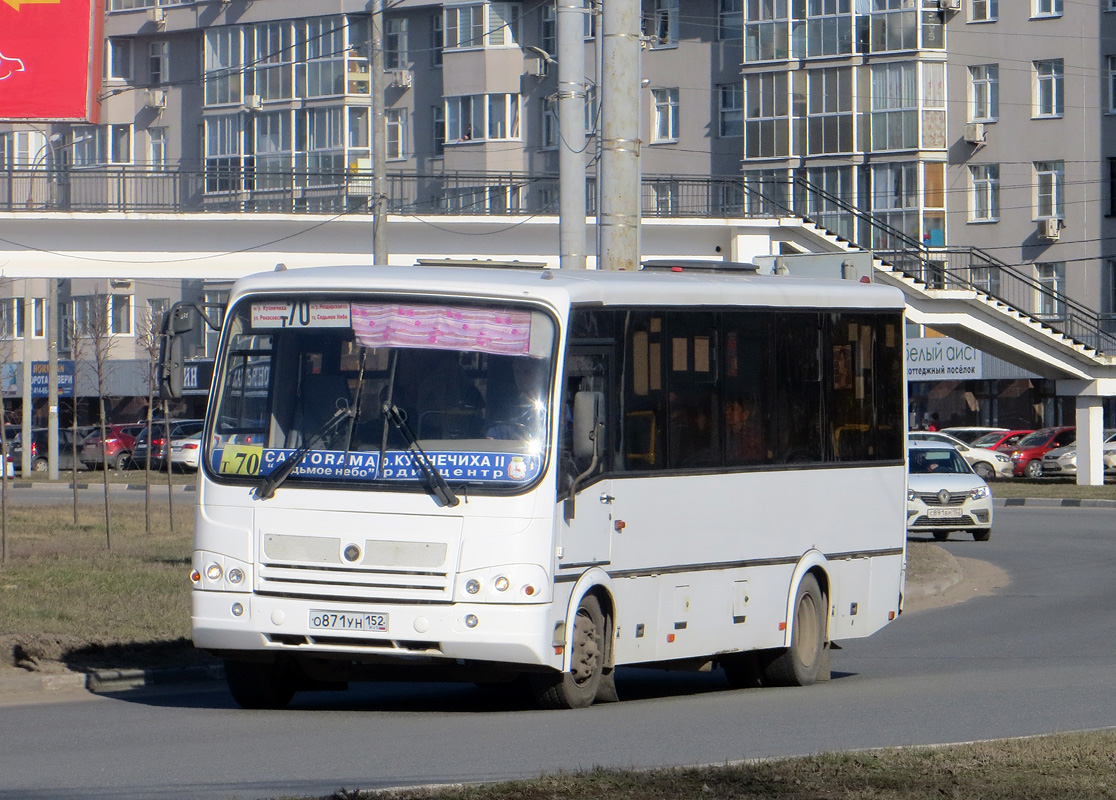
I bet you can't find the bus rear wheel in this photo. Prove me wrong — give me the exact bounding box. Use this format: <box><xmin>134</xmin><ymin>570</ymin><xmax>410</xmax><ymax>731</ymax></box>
<box><xmin>224</xmin><ymin>659</ymin><xmax>296</xmax><ymax>710</ymax></box>
<box><xmin>530</xmin><ymin>594</ymin><xmax>604</xmax><ymax>709</ymax></box>
<box><xmin>760</xmin><ymin>574</ymin><xmax>827</xmax><ymax>687</ymax></box>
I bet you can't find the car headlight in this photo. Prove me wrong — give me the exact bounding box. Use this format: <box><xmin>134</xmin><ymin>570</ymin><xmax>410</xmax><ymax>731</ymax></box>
<box><xmin>995</xmin><ymin>454</ymin><xmax>1010</xmax><ymax>463</ymax></box>
<box><xmin>969</xmin><ymin>486</ymin><xmax>990</xmax><ymax>500</ymax></box>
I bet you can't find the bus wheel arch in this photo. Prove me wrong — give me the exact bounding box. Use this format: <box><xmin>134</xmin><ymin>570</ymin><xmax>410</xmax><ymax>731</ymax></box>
<box><xmin>763</xmin><ymin>560</ymin><xmax>830</xmax><ymax>687</ymax></box>
<box><xmin>531</xmin><ymin>573</ymin><xmax>615</xmax><ymax>708</ymax></box>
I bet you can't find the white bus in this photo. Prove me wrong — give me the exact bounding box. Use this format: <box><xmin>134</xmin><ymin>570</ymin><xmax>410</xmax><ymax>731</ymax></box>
<box><xmin>171</xmin><ymin>263</ymin><xmax>907</xmax><ymax>709</ymax></box>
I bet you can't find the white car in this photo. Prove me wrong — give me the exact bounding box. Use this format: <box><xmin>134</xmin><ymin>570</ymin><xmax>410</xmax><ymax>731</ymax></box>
<box><xmin>169</xmin><ymin>431</ymin><xmax>203</xmax><ymax>471</ymax></box>
<box><xmin>908</xmin><ymin>431</ymin><xmax>1013</xmax><ymax>480</ymax></box>
<box><xmin>1042</xmin><ymin>429</ymin><xmax>1116</xmax><ymax>476</ymax></box>
<box><xmin>907</xmin><ymin>441</ymin><xmax>993</xmax><ymax>542</ymax></box>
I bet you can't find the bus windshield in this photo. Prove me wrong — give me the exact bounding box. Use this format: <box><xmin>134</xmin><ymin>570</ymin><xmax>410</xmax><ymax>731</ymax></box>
<box><xmin>207</xmin><ymin>297</ymin><xmax>556</xmax><ymax>494</ymax></box>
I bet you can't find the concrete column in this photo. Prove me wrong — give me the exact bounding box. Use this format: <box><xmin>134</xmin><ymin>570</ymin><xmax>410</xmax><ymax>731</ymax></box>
<box><xmin>1074</xmin><ymin>395</ymin><xmax>1104</xmax><ymax>486</ymax></box>
<box><xmin>557</xmin><ymin>0</ymin><xmax>587</xmax><ymax>270</ymax></box>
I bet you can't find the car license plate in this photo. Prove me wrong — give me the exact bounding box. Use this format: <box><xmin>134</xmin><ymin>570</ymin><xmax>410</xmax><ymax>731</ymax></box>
<box><xmin>927</xmin><ymin>507</ymin><xmax>963</xmax><ymax>519</ymax></box>
<box><xmin>308</xmin><ymin>610</ymin><xmax>388</xmax><ymax>632</ymax></box>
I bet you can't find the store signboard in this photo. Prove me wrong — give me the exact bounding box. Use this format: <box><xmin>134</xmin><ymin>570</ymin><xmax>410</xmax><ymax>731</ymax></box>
<box><xmin>0</xmin><ymin>0</ymin><xmax>104</xmax><ymax>122</ymax></box>
<box><xmin>906</xmin><ymin>337</ymin><xmax>982</xmax><ymax>381</ymax></box>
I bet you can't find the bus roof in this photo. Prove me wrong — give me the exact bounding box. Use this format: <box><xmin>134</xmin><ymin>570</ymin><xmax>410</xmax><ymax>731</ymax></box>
<box><xmin>229</xmin><ymin>264</ymin><xmax>905</xmax><ymax>312</ymax></box>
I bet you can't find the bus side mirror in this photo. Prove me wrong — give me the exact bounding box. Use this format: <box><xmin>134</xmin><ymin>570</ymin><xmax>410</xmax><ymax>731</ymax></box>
<box><xmin>158</xmin><ymin>305</ymin><xmax>196</xmax><ymax>400</ymax></box>
<box><xmin>573</xmin><ymin>391</ymin><xmax>604</xmax><ymax>460</ymax></box>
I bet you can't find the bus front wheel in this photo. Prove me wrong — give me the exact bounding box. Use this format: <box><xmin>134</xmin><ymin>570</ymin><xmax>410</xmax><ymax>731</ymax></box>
<box><xmin>530</xmin><ymin>594</ymin><xmax>605</xmax><ymax>709</ymax></box>
<box><xmin>760</xmin><ymin>574</ymin><xmax>827</xmax><ymax>687</ymax></box>
<box><xmin>224</xmin><ymin>659</ymin><xmax>296</xmax><ymax>710</ymax></box>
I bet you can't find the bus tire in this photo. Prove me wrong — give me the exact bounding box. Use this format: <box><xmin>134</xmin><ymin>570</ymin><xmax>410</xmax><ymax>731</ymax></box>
<box><xmin>529</xmin><ymin>594</ymin><xmax>605</xmax><ymax>709</ymax></box>
<box><xmin>760</xmin><ymin>574</ymin><xmax>826</xmax><ymax>687</ymax></box>
<box><xmin>224</xmin><ymin>659</ymin><xmax>296</xmax><ymax>710</ymax></box>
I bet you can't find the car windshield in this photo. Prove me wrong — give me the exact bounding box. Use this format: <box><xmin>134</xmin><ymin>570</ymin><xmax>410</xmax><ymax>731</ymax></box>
<box><xmin>208</xmin><ymin>296</ymin><xmax>556</xmax><ymax>494</ymax></box>
<box><xmin>970</xmin><ymin>432</ymin><xmax>1003</xmax><ymax>448</ymax></box>
<box><xmin>1017</xmin><ymin>429</ymin><xmax>1056</xmax><ymax>447</ymax></box>
<box><xmin>909</xmin><ymin>448</ymin><xmax>970</xmax><ymax>475</ymax></box>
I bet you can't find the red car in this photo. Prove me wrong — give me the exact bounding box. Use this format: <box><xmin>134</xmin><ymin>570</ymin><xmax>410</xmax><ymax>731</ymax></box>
<box><xmin>1005</xmin><ymin>426</ymin><xmax>1075</xmax><ymax>478</ymax></box>
<box><xmin>80</xmin><ymin>424</ymin><xmax>146</xmax><ymax>471</ymax></box>
<box><xmin>971</xmin><ymin>429</ymin><xmax>1034</xmax><ymax>452</ymax></box>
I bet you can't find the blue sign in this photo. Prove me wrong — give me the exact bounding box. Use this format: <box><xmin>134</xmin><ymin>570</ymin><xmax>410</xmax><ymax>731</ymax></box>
<box><xmin>30</xmin><ymin>361</ymin><xmax>75</xmax><ymax>398</ymax></box>
<box><xmin>213</xmin><ymin>447</ymin><xmax>543</xmax><ymax>485</ymax></box>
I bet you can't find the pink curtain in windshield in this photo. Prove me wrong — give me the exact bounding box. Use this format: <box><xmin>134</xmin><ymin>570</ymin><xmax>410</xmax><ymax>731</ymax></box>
<box><xmin>351</xmin><ymin>303</ymin><xmax>532</xmax><ymax>356</ymax></box>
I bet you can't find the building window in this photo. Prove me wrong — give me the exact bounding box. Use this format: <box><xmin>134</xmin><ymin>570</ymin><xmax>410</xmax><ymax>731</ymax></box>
<box><xmin>807</xmin><ymin>68</ymin><xmax>852</xmax><ymax>155</ymax></box>
<box><xmin>433</xmin><ymin>105</ymin><xmax>445</xmax><ymax>155</ymax></box>
<box><xmin>718</xmin><ymin>0</ymin><xmax>742</xmax><ymax>40</ymax></box>
<box><xmin>445</xmin><ymin>94</ymin><xmax>520</xmax><ymax>143</ymax></box>
<box><xmin>718</xmin><ymin>84</ymin><xmax>743</xmax><ymax>138</ymax></box>
<box><xmin>541</xmin><ymin>1</ymin><xmax>556</xmax><ymax>53</ymax></box>
<box><xmin>745</xmin><ymin>0</ymin><xmax>789</xmax><ymax>61</ymax></box>
<box><xmin>744</xmin><ymin>73</ymin><xmax>788</xmax><ymax>158</ymax></box>
<box><xmin>302</xmin><ymin>18</ymin><xmax>347</xmax><ymax>99</ymax></box>
<box><xmin>148</xmin><ymin>41</ymin><xmax>169</xmax><ymax>85</ymax></box>
<box><xmin>651</xmin><ymin>88</ymin><xmax>679</xmax><ymax>143</ymax></box>
<box><xmin>204</xmin><ymin>290</ymin><xmax>229</xmax><ymax>357</ymax></box>
<box><xmin>106</xmin><ymin>38</ymin><xmax>132</xmax><ymax>82</ymax></box>
<box><xmin>147</xmin><ymin>298</ymin><xmax>169</xmax><ymax>332</ymax></box>
<box><xmin>0</xmin><ymin>299</ymin><xmax>23</xmax><ymax>339</ymax></box>
<box><xmin>431</xmin><ymin>13</ymin><xmax>444</xmax><ymax>65</ymax></box>
<box><xmin>869</xmin><ymin>0</ymin><xmax>917</xmax><ymax>52</ymax></box>
<box><xmin>1033</xmin><ymin>0</ymin><xmax>1062</xmax><ymax>16</ymax></box>
<box><xmin>444</xmin><ymin>3</ymin><xmax>519</xmax><ymax>49</ymax></box>
<box><xmin>31</xmin><ymin>298</ymin><xmax>45</xmax><ymax>339</ymax></box>
<box><xmin>1036</xmin><ymin>263</ymin><xmax>1065</xmax><ymax>320</ymax></box>
<box><xmin>110</xmin><ymin>295</ymin><xmax>132</xmax><ymax>336</ymax></box>
<box><xmin>803</xmin><ymin>0</ymin><xmax>852</xmax><ymax>58</ymax></box>
<box><xmin>1034</xmin><ymin>60</ymin><xmax>1063</xmax><ymax>117</ymax></box>
<box><xmin>971</xmin><ymin>0</ymin><xmax>997</xmax><ymax>21</ymax></box>
<box><xmin>71</xmin><ymin>125</ymin><xmax>134</xmax><ymax>167</ymax></box>
<box><xmin>1107</xmin><ymin>56</ymin><xmax>1116</xmax><ymax>114</ymax></box>
<box><xmin>385</xmin><ymin>109</ymin><xmax>406</xmax><ymax>160</ymax></box>
<box><xmin>970</xmin><ymin>164</ymin><xmax>999</xmax><ymax>222</ymax></box>
<box><xmin>1035</xmin><ymin>160</ymin><xmax>1064</xmax><ymax>219</ymax></box>
<box><xmin>871</xmin><ymin>162</ymin><xmax>920</xmax><ymax>244</ymax></box>
<box><xmin>644</xmin><ymin>0</ymin><xmax>679</xmax><ymax>48</ymax></box>
<box><xmin>254</xmin><ymin>22</ymin><xmax>294</xmax><ymax>101</ymax></box>
<box><xmin>970</xmin><ymin>64</ymin><xmax>998</xmax><ymax>122</ymax></box>
<box><xmin>541</xmin><ymin>99</ymin><xmax>558</xmax><ymax>149</ymax></box>
<box><xmin>870</xmin><ymin>62</ymin><xmax>917</xmax><ymax>151</ymax></box>
<box><xmin>149</xmin><ymin>127</ymin><xmax>168</xmax><ymax>167</ymax></box>
<box><xmin>385</xmin><ymin>18</ymin><xmax>409</xmax><ymax>69</ymax></box>
<box><xmin>204</xmin><ymin>27</ymin><xmax>243</xmax><ymax>106</ymax></box>
<box><xmin>204</xmin><ymin>115</ymin><xmax>244</xmax><ymax>191</ymax></box>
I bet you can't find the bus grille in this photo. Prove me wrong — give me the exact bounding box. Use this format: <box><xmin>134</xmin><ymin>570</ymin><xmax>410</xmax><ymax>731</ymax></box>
<box><xmin>257</xmin><ymin>533</ymin><xmax>452</xmax><ymax>602</ymax></box>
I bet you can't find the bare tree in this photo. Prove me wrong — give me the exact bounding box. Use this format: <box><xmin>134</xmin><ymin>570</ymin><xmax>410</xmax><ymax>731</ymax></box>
<box><xmin>137</xmin><ymin>305</ymin><xmax>176</xmax><ymax>535</ymax></box>
<box><xmin>0</xmin><ymin>318</ymin><xmax>15</xmax><ymax>564</ymax></box>
<box><xmin>80</xmin><ymin>292</ymin><xmax>116</xmax><ymax>550</ymax></box>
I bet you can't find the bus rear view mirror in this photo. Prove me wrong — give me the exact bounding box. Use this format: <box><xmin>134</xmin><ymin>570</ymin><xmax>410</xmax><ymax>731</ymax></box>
<box><xmin>573</xmin><ymin>391</ymin><xmax>604</xmax><ymax>461</ymax></box>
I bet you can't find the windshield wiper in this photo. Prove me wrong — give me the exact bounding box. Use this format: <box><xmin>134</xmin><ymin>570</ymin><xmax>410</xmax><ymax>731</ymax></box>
<box><xmin>254</xmin><ymin>403</ymin><xmax>355</xmax><ymax>501</ymax></box>
<box><xmin>381</xmin><ymin>402</ymin><xmax>460</xmax><ymax>508</ymax></box>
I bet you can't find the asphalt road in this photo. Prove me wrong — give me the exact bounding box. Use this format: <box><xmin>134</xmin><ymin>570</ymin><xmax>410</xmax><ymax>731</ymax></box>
<box><xmin>2</xmin><ymin>505</ymin><xmax>1115</xmax><ymax>800</ymax></box>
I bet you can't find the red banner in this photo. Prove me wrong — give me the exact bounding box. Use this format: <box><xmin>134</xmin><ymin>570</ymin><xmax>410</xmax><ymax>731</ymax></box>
<box><xmin>0</xmin><ymin>0</ymin><xmax>104</xmax><ymax>122</ymax></box>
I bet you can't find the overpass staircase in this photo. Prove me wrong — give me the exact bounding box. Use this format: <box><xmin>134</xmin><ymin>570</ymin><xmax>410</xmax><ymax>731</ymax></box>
<box><xmin>752</xmin><ymin>177</ymin><xmax>1116</xmax><ymax>381</ymax></box>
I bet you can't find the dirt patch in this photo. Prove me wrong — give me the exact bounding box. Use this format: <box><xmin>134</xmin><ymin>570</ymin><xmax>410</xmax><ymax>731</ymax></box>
<box><xmin>0</xmin><ymin>634</ymin><xmax>217</xmax><ymax>677</ymax></box>
<box><xmin>905</xmin><ymin>554</ymin><xmax>1009</xmax><ymax>613</ymax></box>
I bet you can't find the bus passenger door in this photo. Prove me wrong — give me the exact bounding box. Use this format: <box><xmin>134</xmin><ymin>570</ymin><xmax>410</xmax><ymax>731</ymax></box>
<box><xmin>555</xmin><ymin>348</ymin><xmax>613</xmax><ymax>570</ymax></box>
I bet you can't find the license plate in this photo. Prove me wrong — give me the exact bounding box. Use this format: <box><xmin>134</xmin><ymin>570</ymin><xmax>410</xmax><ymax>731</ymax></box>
<box><xmin>927</xmin><ymin>507</ymin><xmax>963</xmax><ymax>519</ymax></box>
<box><xmin>308</xmin><ymin>610</ymin><xmax>388</xmax><ymax>632</ymax></box>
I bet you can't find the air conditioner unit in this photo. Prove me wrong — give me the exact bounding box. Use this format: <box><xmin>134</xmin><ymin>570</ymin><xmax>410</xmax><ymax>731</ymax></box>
<box><xmin>147</xmin><ymin>6</ymin><xmax>165</xmax><ymax>25</ymax></box>
<box><xmin>144</xmin><ymin>89</ymin><xmax>167</xmax><ymax>109</ymax></box>
<box><xmin>244</xmin><ymin>94</ymin><xmax>263</xmax><ymax>110</ymax></box>
<box><xmin>963</xmin><ymin>122</ymin><xmax>986</xmax><ymax>144</ymax></box>
<box><xmin>1038</xmin><ymin>218</ymin><xmax>1061</xmax><ymax>241</ymax></box>
<box><xmin>388</xmin><ymin>69</ymin><xmax>413</xmax><ymax>89</ymax></box>
<box><xmin>525</xmin><ymin>56</ymin><xmax>548</xmax><ymax>78</ymax></box>
<box><xmin>939</xmin><ymin>0</ymin><xmax>961</xmax><ymax>9</ymax></box>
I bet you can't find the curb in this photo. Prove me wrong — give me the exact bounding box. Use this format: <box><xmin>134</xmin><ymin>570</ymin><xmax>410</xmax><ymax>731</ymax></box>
<box><xmin>995</xmin><ymin>497</ymin><xmax>1116</xmax><ymax>508</ymax></box>
<box><xmin>86</xmin><ymin>663</ymin><xmax>223</xmax><ymax>693</ymax></box>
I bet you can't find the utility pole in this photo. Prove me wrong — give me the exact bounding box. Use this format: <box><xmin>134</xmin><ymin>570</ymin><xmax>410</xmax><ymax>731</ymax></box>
<box><xmin>20</xmin><ymin>294</ymin><xmax>31</xmax><ymax>476</ymax></box>
<box><xmin>557</xmin><ymin>0</ymin><xmax>587</xmax><ymax>270</ymax></box>
<box><xmin>371</xmin><ymin>0</ymin><xmax>388</xmax><ymax>265</ymax></box>
<box><xmin>599</xmin><ymin>0</ymin><xmax>642</xmax><ymax>271</ymax></box>
<box><xmin>47</xmin><ymin>280</ymin><xmax>58</xmax><ymax>480</ymax></box>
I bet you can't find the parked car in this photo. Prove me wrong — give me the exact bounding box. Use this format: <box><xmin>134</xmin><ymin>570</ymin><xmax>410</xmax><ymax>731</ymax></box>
<box><xmin>10</xmin><ymin>428</ymin><xmax>87</xmax><ymax>473</ymax></box>
<box><xmin>939</xmin><ymin>426</ymin><xmax>1008</xmax><ymax>444</ymax></box>
<box><xmin>1005</xmin><ymin>426</ymin><xmax>1076</xmax><ymax>477</ymax></box>
<box><xmin>907</xmin><ymin>441</ymin><xmax>993</xmax><ymax>542</ymax></box>
<box><xmin>169</xmin><ymin>431</ymin><xmax>203</xmax><ymax>471</ymax></box>
<box><xmin>80</xmin><ymin>424</ymin><xmax>146</xmax><ymax>471</ymax></box>
<box><xmin>971</xmin><ymin>429</ymin><xmax>1034</xmax><ymax>451</ymax></box>
<box><xmin>130</xmin><ymin>419</ymin><xmax>205</xmax><ymax>470</ymax></box>
<box><xmin>1041</xmin><ymin>429</ymin><xmax>1116</xmax><ymax>476</ymax></box>
<box><xmin>907</xmin><ymin>431</ymin><xmax>1013</xmax><ymax>480</ymax></box>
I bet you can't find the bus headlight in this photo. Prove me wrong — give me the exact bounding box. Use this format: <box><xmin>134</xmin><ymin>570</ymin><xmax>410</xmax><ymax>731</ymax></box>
<box><xmin>193</xmin><ymin>551</ymin><xmax>252</xmax><ymax>593</ymax></box>
<box><xmin>456</xmin><ymin>564</ymin><xmax>549</xmax><ymax>603</ymax></box>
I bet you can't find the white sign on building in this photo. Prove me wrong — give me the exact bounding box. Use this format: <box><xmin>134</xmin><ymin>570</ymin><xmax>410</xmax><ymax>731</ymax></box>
<box><xmin>906</xmin><ymin>337</ymin><xmax>982</xmax><ymax>381</ymax></box>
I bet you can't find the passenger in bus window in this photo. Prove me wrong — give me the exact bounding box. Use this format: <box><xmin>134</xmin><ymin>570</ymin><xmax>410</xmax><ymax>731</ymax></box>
<box><xmin>725</xmin><ymin>399</ymin><xmax>765</xmax><ymax>463</ymax></box>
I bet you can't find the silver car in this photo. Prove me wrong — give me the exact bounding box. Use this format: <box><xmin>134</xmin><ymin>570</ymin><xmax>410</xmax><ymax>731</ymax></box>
<box><xmin>1041</xmin><ymin>429</ymin><xmax>1116</xmax><ymax>476</ymax></box>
